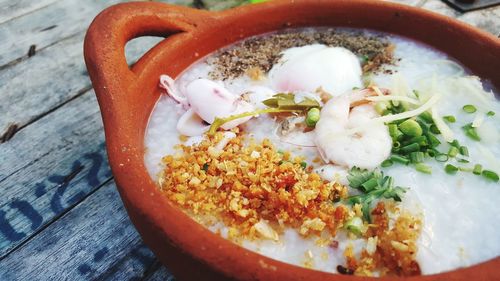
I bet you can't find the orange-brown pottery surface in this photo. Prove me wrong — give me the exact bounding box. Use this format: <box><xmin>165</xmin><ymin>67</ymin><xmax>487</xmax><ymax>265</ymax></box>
<box><xmin>83</xmin><ymin>1</ymin><xmax>500</xmax><ymax>280</ymax></box>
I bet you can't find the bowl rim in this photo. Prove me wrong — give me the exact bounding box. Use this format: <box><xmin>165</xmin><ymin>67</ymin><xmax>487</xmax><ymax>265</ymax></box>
<box><xmin>84</xmin><ymin>0</ymin><xmax>500</xmax><ymax>280</ymax></box>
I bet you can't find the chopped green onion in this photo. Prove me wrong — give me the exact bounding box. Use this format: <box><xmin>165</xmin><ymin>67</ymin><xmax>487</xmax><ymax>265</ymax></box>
<box><xmin>448</xmin><ymin>146</ymin><xmax>459</xmax><ymax>158</ymax></box>
<box><xmin>375</xmin><ymin>102</ymin><xmax>388</xmax><ymax>115</ymax></box>
<box><xmin>417</xmin><ymin>120</ymin><xmax>430</xmax><ymax>134</ymax></box>
<box><xmin>430</xmin><ymin>124</ymin><xmax>441</xmax><ymax>135</ymax></box>
<box><xmin>473</xmin><ymin>164</ymin><xmax>482</xmax><ymax>175</ymax></box>
<box><xmin>399</xmin><ymin>119</ymin><xmax>423</xmax><ymax>137</ymax></box>
<box><xmin>415</xmin><ymin>163</ymin><xmax>432</xmax><ymax>174</ymax></box>
<box><xmin>400</xmin><ymin>143</ymin><xmax>421</xmax><ymax>153</ymax></box>
<box><xmin>345</xmin><ymin>217</ymin><xmax>363</xmax><ymax>236</ymax></box>
<box><xmin>482</xmin><ymin>170</ymin><xmax>499</xmax><ymax>182</ymax></box>
<box><xmin>391</xmin><ymin>100</ymin><xmax>400</xmax><ymax>107</ymax></box>
<box><xmin>458</xmin><ymin>166</ymin><xmax>473</xmax><ymax>172</ymax></box>
<box><xmin>487</xmin><ymin>111</ymin><xmax>495</xmax><ymax>117</ymax></box>
<box><xmin>392</xmin><ymin>141</ymin><xmax>401</xmax><ymax>149</ymax></box>
<box><xmin>449</xmin><ymin>139</ymin><xmax>461</xmax><ymax>148</ymax></box>
<box><xmin>445</xmin><ymin>164</ymin><xmax>459</xmax><ymax>174</ymax></box>
<box><xmin>459</xmin><ymin>146</ymin><xmax>469</xmax><ymax>157</ymax></box>
<box><xmin>305</xmin><ymin>108</ymin><xmax>320</xmax><ymax>127</ymax></box>
<box><xmin>427</xmin><ymin>149</ymin><xmax>437</xmax><ymax>157</ymax></box>
<box><xmin>347</xmin><ymin>168</ymin><xmax>375</xmax><ymax>188</ymax></box>
<box><xmin>409</xmin><ymin>152</ymin><xmax>425</xmax><ymax>163</ymax></box>
<box><xmin>361</xmin><ymin>178</ymin><xmax>379</xmax><ymax>192</ymax></box>
<box><xmin>435</xmin><ymin>153</ymin><xmax>449</xmax><ymax>162</ymax></box>
<box><xmin>462</xmin><ymin>123</ymin><xmax>481</xmax><ymax>141</ymax></box>
<box><xmin>300</xmin><ymin>161</ymin><xmax>307</xmax><ymax>169</ymax></box>
<box><xmin>381</xmin><ymin>159</ymin><xmax>394</xmax><ymax>168</ymax></box>
<box><xmin>402</xmin><ymin>136</ymin><xmax>427</xmax><ymax>147</ymax></box>
<box><xmin>443</xmin><ymin>115</ymin><xmax>456</xmax><ymax>123</ymax></box>
<box><xmin>462</xmin><ymin>104</ymin><xmax>477</xmax><ymax>113</ymax></box>
<box><xmin>426</xmin><ymin>133</ymin><xmax>441</xmax><ymax>148</ymax></box>
<box><xmin>202</xmin><ymin>163</ymin><xmax>209</xmax><ymax>172</ymax></box>
<box><xmin>418</xmin><ymin>111</ymin><xmax>434</xmax><ymax>123</ymax></box>
<box><xmin>457</xmin><ymin>158</ymin><xmax>470</xmax><ymax>163</ymax></box>
<box><xmin>388</xmin><ymin>124</ymin><xmax>403</xmax><ymax>141</ymax></box>
<box><xmin>390</xmin><ymin>155</ymin><xmax>410</xmax><ymax>165</ymax></box>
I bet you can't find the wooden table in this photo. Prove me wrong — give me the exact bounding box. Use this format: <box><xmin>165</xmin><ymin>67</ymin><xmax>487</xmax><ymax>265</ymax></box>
<box><xmin>0</xmin><ymin>0</ymin><xmax>498</xmax><ymax>280</ymax></box>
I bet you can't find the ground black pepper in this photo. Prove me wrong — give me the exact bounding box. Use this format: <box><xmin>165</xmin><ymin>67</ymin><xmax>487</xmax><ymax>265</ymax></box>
<box><xmin>208</xmin><ymin>28</ymin><xmax>394</xmax><ymax>80</ymax></box>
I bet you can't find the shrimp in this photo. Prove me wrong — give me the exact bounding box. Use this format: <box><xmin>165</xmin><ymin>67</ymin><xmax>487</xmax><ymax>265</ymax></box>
<box><xmin>314</xmin><ymin>89</ymin><xmax>392</xmax><ymax>170</ymax></box>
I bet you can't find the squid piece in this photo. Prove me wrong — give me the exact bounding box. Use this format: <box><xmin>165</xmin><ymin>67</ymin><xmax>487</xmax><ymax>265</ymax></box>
<box><xmin>160</xmin><ymin>75</ymin><xmax>255</xmax><ymax>136</ymax></box>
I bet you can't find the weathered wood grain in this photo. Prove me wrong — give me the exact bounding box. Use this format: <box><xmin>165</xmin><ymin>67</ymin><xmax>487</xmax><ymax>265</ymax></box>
<box><xmin>143</xmin><ymin>263</ymin><xmax>176</xmax><ymax>281</ymax></box>
<box><xmin>0</xmin><ymin>0</ymin><xmax>118</xmax><ymax>68</ymax></box>
<box><xmin>0</xmin><ymin>31</ymin><xmax>164</xmax><ymax>144</ymax></box>
<box><xmin>0</xmin><ymin>180</ymin><xmax>175</xmax><ymax>281</ymax></box>
<box><xmin>0</xmin><ymin>0</ymin><xmax>59</xmax><ymax>25</ymax></box>
<box><xmin>0</xmin><ymin>0</ymin><xmax>190</xmax><ymax>69</ymax></box>
<box><xmin>0</xmin><ymin>0</ymin><xmax>190</xmax><ymax>268</ymax></box>
<box><xmin>456</xmin><ymin>5</ymin><xmax>500</xmax><ymax>35</ymax></box>
<box><xmin>0</xmin><ymin>33</ymin><xmax>89</xmax><ymax>145</ymax></box>
<box><xmin>0</xmin><ymin>89</ymin><xmax>113</xmax><ymax>258</ymax></box>
<box><xmin>419</xmin><ymin>0</ymin><xmax>500</xmax><ymax>34</ymax></box>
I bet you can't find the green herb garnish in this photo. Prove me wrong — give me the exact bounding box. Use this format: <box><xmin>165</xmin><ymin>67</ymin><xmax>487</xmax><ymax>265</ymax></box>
<box><xmin>482</xmin><ymin>170</ymin><xmax>499</xmax><ymax>182</ymax></box>
<box><xmin>473</xmin><ymin>164</ymin><xmax>482</xmax><ymax>175</ymax></box>
<box><xmin>462</xmin><ymin>123</ymin><xmax>481</xmax><ymax>141</ymax></box>
<box><xmin>346</xmin><ymin>167</ymin><xmax>406</xmax><ymax>222</ymax></box>
<box><xmin>462</xmin><ymin>104</ymin><xmax>477</xmax><ymax>113</ymax></box>
<box><xmin>443</xmin><ymin>115</ymin><xmax>456</xmax><ymax>123</ymax></box>
<box><xmin>459</xmin><ymin>146</ymin><xmax>469</xmax><ymax>157</ymax></box>
<box><xmin>208</xmin><ymin>108</ymin><xmax>299</xmax><ymax>135</ymax></box>
<box><xmin>487</xmin><ymin>111</ymin><xmax>495</xmax><ymax>117</ymax></box>
<box><xmin>344</xmin><ymin>217</ymin><xmax>364</xmax><ymax>236</ymax></box>
<box><xmin>448</xmin><ymin>146</ymin><xmax>459</xmax><ymax>157</ymax></box>
<box><xmin>262</xmin><ymin>93</ymin><xmax>320</xmax><ymax>111</ymax></box>
<box><xmin>415</xmin><ymin>163</ymin><xmax>432</xmax><ymax>174</ymax></box>
<box><xmin>445</xmin><ymin>164</ymin><xmax>459</xmax><ymax>174</ymax></box>
<box><xmin>381</xmin><ymin>159</ymin><xmax>394</xmax><ymax>167</ymax></box>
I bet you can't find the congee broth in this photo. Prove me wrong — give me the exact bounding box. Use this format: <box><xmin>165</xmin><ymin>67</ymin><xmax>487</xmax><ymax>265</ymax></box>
<box><xmin>144</xmin><ymin>28</ymin><xmax>500</xmax><ymax>277</ymax></box>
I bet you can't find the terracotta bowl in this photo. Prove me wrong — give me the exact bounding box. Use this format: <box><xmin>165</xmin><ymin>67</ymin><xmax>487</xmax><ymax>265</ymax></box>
<box><xmin>84</xmin><ymin>0</ymin><xmax>500</xmax><ymax>280</ymax></box>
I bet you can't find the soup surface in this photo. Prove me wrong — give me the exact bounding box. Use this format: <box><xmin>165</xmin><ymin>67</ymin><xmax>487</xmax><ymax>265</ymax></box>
<box><xmin>144</xmin><ymin>28</ymin><xmax>500</xmax><ymax>276</ymax></box>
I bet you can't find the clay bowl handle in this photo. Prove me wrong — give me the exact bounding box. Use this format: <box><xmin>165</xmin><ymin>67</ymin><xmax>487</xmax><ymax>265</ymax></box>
<box><xmin>84</xmin><ymin>2</ymin><xmax>215</xmax><ymax>131</ymax></box>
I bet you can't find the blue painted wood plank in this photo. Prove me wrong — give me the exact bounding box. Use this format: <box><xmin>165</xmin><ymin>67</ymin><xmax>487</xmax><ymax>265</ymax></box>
<box><xmin>0</xmin><ymin>180</ymin><xmax>176</xmax><ymax>281</ymax></box>
<box><xmin>0</xmin><ymin>15</ymin><xmax>172</xmax><ymax>261</ymax></box>
<box><xmin>0</xmin><ymin>90</ymin><xmax>112</xmax><ymax>258</ymax></box>
<box><xmin>143</xmin><ymin>264</ymin><xmax>177</xmax><ymax>281</ymax></box>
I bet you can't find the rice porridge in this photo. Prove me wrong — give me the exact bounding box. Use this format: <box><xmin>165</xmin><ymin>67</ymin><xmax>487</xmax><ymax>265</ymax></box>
<box><xmin>144</xmin><ymin>28</ymin><xmax>500</xmax><ymax>277</ymax></box>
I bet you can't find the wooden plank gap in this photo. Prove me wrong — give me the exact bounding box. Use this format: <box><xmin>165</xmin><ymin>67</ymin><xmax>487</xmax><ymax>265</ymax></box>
<box><xmin>0</xmin><ymin>124</ymin><xmax>19</xmax><ymax>144</ymax></box>
<box><xmin>0</xmin><ymin>0</ymin><xmax>61</xmax><ymax>26</ymax></box>
<box><xmin>0</xmin><ymin>176</ymin><xmax>114</xmax><ymax>262</ymax></box>
<box><xmin>139</xmin><ymin>258</ymin><xmax>164</xmax><ymax>281</ymax></box>
<box><xmin>0</xmin><ymin>31</ymin><xmax>81</xmax><ymax>72</ymax></box>
<box><xmin>0</xmin><ymin>84</ymin><xmax>92</xmax><ymax>145</ymax></box>
<box><xmin>0</xmin><ymin>150</ymin><xmax>52</xmax><ymax>185</ymax></box>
